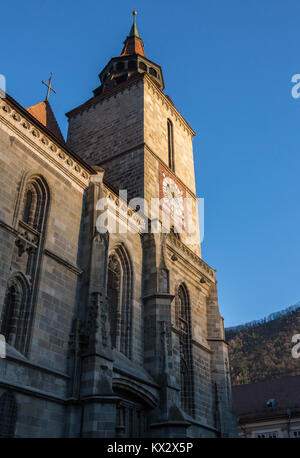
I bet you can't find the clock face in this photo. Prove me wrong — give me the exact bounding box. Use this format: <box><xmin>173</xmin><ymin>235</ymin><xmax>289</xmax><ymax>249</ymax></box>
<box><xmin>162</xmin><ymin>176</ymin><xmax>184</xmax><ymax>216</ymax></box>
<box><xmin>159</xmin><ymin>164</ymin><xmax>187</xmax><ymax>230</ymax></box>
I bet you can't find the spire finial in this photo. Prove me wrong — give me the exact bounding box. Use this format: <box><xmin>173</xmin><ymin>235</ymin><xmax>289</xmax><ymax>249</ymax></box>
<box><xmin>132</xmin><ymin>10</ymin><xmax>137</xmax><ymax>30</ymax></box>
<box><xmin>129</xmin><ymin>9</ymin><xmax>139</xmax><ymax>38</ymax></box>
<box><xmin>120</xmin><ymin>10</ymin><xmax>145</xmax><ymax>57</ymax></box>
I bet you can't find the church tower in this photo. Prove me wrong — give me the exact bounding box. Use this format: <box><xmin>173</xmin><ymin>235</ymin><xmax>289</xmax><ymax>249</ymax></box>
<box><xmin>65</xmin><ymin>12</ymin><xmax>236</xmax><ymax>437</ymax></box>
<box><xmin>67</xmin><ymin>11</ymin><xmax>200</xmax><ymax>254</ymax></box>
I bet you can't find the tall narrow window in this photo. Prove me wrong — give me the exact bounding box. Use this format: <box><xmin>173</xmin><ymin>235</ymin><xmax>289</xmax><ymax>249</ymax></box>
<box><xmin>107</xmin><ymin>245</ymin><xmax>132</xmax><ymax>357</ymax></box>
<box><xmin>0</xmin><ymin>392</ymin><xmax>17</xmax><ymax>437</ymax></box>
<box><xmin>1</xmin><ymin>274</ymin><xmax>30</xmax><ymax>352</ymax></box>
<box><xmin>107</xmin><ymin>254</ymin><xmax>121</xmax><ymax>349</ymax></box>
<box><xmin>116</xmin><ymin>401</ymin><xmax>148</xmax><ymax>438</ymax></box>
<box><xmin>167</xmin><ymin>119</ymin><xmax>175</xmax><ymax>172</ymax></box>
<box><xmin>3</xmin><ymin>174</ymin><xmax>50</xmax><ymax>355</ymax></box>
<box><xmin>22</xmin><ymin>177</ymin><xmax>48</xmax><ymax>232</ymax></box>
<box><xmin>176</xmin><ymin>284</ymin><xmax>194</xmax><ymax>415</ymax></box>
<box><xmin>23</xmin><ymin>187</ymin><xmax>35</xmax><ymax>226</ymax></box>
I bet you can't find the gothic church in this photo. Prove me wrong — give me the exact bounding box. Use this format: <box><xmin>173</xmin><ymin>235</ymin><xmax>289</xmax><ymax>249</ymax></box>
<box><xmin>0</xmin><ymin>13</ymin><xmax>236</xmax><ymax>437</ymax></box>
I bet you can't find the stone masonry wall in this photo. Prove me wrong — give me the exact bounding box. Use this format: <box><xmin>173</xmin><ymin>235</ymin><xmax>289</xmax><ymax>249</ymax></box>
<box><xmin>143</xmin><ymin>79</ymin><xmax>201</xmax><ymax>257</ymax></box>
<box><xmin>0</xmin><ymin>102</ymin><xmax>88</xmax><ymax>375</ymax></box>
<box><xmin>143</xmin><ymin>78</ymin><xmax>196</xmax><ymax>194</ymax></box>
<box><xmin>67</xmin><ymin>79</ymin><xmax>144</xmax><ymax>200</ymax></box>
<box><xmin>166</xmin><ymin>242</ymin><xmax>216</xmax><ymax>429</ymax></box>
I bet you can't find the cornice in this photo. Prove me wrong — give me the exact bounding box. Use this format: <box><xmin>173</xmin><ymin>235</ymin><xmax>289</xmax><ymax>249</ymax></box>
<box><xmin>66</xmin><ymin>73</ymin><xmax>144</xmax><ymax>118</ymax></box>
<box><xmin>66</xmin><ymin>72</ymin><xmax>196</xmax><ymax>139</ymax></box>
<box><xmin>102</xmin><ymin>183</ymin><xmax>147</xmax><ymax>234</ymax></box>
<box><xmin>207</xmin><ymin>338</ymin><xmax>228</xmax><ymax>346</ymax></box>
<box><xmin>0</xmin><ymin>219</ymin><xmax>18</xmax><ymax>236</ymax></box>
<box><xmin>4</xmin><ymin>94</ymin><xmax>95</xmax><ymax>173</ymax></box>
<box><xmin>166</xmin><ymin>233</ymin><xmax>216</xmax><ymax>283</ymax></box>
<box><xmin>191</xmin><ymin>338</ymin><xmax>213</xmax><ymax>354</ymax></box>
<box><xmin>171</xmin><ymin>325</ymin><xmax>213</xmax><ymax>354</ymax></box>
<box><xmin>142</xmin><ymin>72</ymin><xmax>196</xmax><ymax>138</ymax></box>
<box><xmin>113</xmin><ymin>367</ymin><xmax>160</xmax><ymax>390</ymax></box>
<box><xmin>44</xmin><ymin>249</ymin><xmax>83</xmax><ymax>276</ymax></box>
<box><xmin>0</xmin><ymin>97</ymin><xmax>93</xmax><ymax>189</ymax></box>
<box><xmin>142</xmin><ymin>293</ymin><xmax>175</xmax><ymax>301</ymax></box>
<box><xmin>96</xmin><ymin>141</ymin><xmax>197</xmax><ymax>200</ymax></box>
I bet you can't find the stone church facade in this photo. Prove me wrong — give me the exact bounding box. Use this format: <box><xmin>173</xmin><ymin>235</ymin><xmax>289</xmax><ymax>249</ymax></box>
<box><xmin>0</xmin><ymin>14</ymin><xmax>236</xmax><ymax>437</ymax></box>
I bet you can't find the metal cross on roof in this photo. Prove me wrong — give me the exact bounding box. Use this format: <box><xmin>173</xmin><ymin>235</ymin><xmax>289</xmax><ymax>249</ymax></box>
<box><xmin>42</xmin><ymin>72</ymin><xmax>56</xmax><ymax>101</ymax></box>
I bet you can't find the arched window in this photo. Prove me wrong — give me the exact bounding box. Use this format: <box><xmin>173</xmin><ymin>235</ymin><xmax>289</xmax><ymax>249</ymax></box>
<box><xmin>139</xmin><ymin>62</ymin><xmax>147</xmax><ymax>72</ymax></box>
<box><xmin>0</xmin><ymin>392</ymin><xmax>17</xmax><ymax>437</ymax></box>
<box><xmin>1</xmin><ymin>274</ymin><xmax>30</xmax><ymax>352</ymax></box>
<box><xmin>22</xmin><ymin>176</ymin><xmax>49</xmax><ymax>232</ymax></box>
<box><xmin>5</xmin><ymin>174</ymin><xmax>50</xmax><ymax>354</ymax></box>
<box><xmin>175</xmin><ymin>284</ymin><xmax>194</xmax><ymax>415</ymax></box>
<box><xmin>149</xmin><ymin>67</ymin><xmax>157</xmax><ymax>78</ymax></box>
<box><xmin>23</xmin><ymin>187</ymin><xmax>35</xmax><ymax>226</ymax></box>
<box><xmin>107</xmin><ymin>245</ymin><xmax>132</xmax><ymax>358</ymax></box>
<box><xmin>167</xmin><ymin>119</ymin><xmax>175</xmax><ymax>172</ymax></box>
<box><xmin>107</xmin><ymin>254</ymin><xmax>121</xmax><ymax>349</ymax></box>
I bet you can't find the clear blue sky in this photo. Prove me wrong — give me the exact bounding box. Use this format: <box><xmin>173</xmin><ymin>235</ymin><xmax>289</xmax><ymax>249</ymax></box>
<box><xmin>2</xmin><ymin>0</ymin><xmax>300</xmax><ymax>326</ymax></box>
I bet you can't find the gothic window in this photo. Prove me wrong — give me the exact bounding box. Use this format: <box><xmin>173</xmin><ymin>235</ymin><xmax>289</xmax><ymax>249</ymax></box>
<box><xmin>107</xmin><ymin>246</ymin><xmax>132</xmax><ymax>357</ymax></box>
<box><xmin>107</xmin><ymin>254</ymin><xmax>121</xmax><ymax>349</ymax></box>
<box><xmin>176</xmin><ymin>284</ymin><xmax>189</xmax><ymax>330</ymax></box>
<box><xmin>5</xmin><ymin>174</ymin><xmax>50</xmax><ymax>354</ymax></box>
<box><xmin>167</xmin><ymin>119</ymin><xmax>175</xmax><ymax>172</ymax></box>
<box><xmin>175</xmin><ymin>284</ymin><xmax>194</xmax><ymax>415</ymax></box>
<box><xmin>180</xmin><ymin>358</ymin><xmax>189</xmax><ymax>412</ymax></box>
<box><xmin>0</xmin><ymin>392</ymin><xmax>17</xmax><ymax>438</ymax></box>
<box><xmin>23</xmin><ymin>187</ymin><xmax>35</xmax><ymax>226</ymax></box>
<box><xmin>0</xmin><ymin>274</ymin><xmax>30</xmax><ymax>352</ymax></box>
<box><xmin>21</xmin><ymin>177</ymin><xmax>49</xmax><ymax>232</ymax></box>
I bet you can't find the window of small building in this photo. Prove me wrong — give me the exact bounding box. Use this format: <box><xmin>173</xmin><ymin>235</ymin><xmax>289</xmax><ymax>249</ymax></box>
<box><xmin>149</xmin><ymin>67</ymin><xmax>157</xmax><ymax>77</ymax></box>
<box><xmin>139</xmin><ymin>62</ymin><xmax>147</xmax><ymax>71</ymax></box>
<box><xmin>256</xmin><ymin>431</ymin><xmax>278</xmax><ymax>438</ymax></box>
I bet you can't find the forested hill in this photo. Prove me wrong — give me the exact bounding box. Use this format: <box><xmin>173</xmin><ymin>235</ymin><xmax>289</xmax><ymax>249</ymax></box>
<box><xmin>225</xmin><ymin>302</ymin><xmax>300</xmax><ymax>385</ymax></box>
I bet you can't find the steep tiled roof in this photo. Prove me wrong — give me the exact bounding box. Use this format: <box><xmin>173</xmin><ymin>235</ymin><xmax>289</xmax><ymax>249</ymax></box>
<box><xmin>121</xmin><ymin>11</ymin><xmax>145</xmax><ymax>57</ymax></box>
<box><xmin>27</xmin><ymin>100</ymin><xmax>65</xmax><ymax>143</ymax></box>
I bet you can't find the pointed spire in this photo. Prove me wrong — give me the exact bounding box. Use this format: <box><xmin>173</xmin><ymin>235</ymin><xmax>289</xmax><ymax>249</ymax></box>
<box><xmin>121</xmin><ymin>10</ymin><xmax>145</xmax><ymax>57</ymax></box>
<box><xmin>129</xmin><ymin>10</ymin><xmax>139</xmax><ymax>37</ymax></box>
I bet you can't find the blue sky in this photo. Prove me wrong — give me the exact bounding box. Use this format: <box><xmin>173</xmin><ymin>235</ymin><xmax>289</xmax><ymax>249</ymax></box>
<box><xmin>1</xmin><ymin>0</ymin><xmax>300</xmax><ymax>326</ymax></box>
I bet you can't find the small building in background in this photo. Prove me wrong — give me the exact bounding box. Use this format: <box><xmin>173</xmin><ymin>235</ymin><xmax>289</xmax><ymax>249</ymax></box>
<box><xmin>232</xmin><ymin>375</ymin><xmax>300</xmax><ymax>438</ymax></box>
